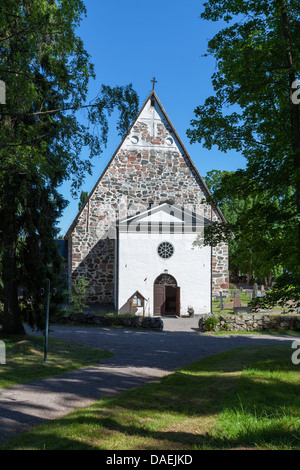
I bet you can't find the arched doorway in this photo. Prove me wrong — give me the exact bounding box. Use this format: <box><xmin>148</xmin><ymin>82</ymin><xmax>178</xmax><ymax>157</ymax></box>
<box><xmin>154</xmin><ymin>274</ymin><xmax>180</xmax><ymax>316</ymax></box>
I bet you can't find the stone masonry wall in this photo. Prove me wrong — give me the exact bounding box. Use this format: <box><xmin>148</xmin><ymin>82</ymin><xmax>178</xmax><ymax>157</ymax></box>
<box><xmin>199</xmin><ymin>314</ymin><xmax>300</xmax><ymax>332</ymax></box>
<box><xmin>67</xmin><ymin>96</ymin><xmax>229</xmax><ymax>304</ymax></box>
<box><xmin>212</xmin><ymin>243</ymin><xmax>229</xmax><ymax>296</ymax></box>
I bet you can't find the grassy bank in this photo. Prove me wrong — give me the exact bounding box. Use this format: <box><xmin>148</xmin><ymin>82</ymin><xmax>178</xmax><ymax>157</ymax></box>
<box><xmin>2</xmin><ymin>342</ymin><xmax>300</xmax><ymax>450</ymax></box>
<box><xmin>0</xmin><ymin>335</ymin><xmax>112</xmax><ymax>389</ymax></box>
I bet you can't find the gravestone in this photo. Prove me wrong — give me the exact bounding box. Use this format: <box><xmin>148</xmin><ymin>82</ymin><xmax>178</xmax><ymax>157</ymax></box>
<box><xmin>232</xmin><ymin>290</ymin><xmax>240</xmax><ymax>296</ymax></box>
<box><xmin>233</xmin><ymin>294</ymin><xmax>242</xmax><ymax>314</ymax></box>
<box><xmin>217</xmin><ymin>291</ymin><xmax>224</xmax><ymax>311</ymax></box>
<box><xmin>224</xmin><ymin>301</ymin><xmax>233</xmax><ymax>309</ymax></box>
<box><xmin>234</xmin><ymin>307</ymin><xmax>252</xmax><ymax>314</ymax></box>
<box><xmin>252</xmin><ymin>283</ymin><xmax>258</xmax><ymax>299</ymax></box>
<box><xmin>234</xmin><ymin>294</ymin><xmax>241</xmax><ymax>308</ymax></box>
<box><xmin>257</xmin><ymin>291</ymin><xmax>266</xmax><ymax>298</ymax></box>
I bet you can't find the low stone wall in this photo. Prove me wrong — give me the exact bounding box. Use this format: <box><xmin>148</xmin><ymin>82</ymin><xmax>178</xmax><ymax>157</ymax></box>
<box><xmin>198</xmin><ymin>313</ymin><xmax>300</xmax><ymax>333</ymax></box>
<box><xmin>54</xmin><ymin>312</ymin><xmax>164</xmax><ymax>331</ymax></box>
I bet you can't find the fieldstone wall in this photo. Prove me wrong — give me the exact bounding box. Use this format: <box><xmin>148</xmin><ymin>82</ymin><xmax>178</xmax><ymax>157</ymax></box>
<box><xmin>198</xmin><ymin>314</ymin><xmax>300</xmax><ymax>332</ymax></box>
<box><xmin>54</xmin><ymin>312</ymin><xmax>164</xmax><ymax>331</ymax></box>
<box><xmin>66</xmin><ymin>95</ymin><xmax>229</xmax><ymax>305</ymax></box>
<box><xmin>212</xmin><ymin>244</ymin><xmax>229</xmax><ymax>295</ymax></box>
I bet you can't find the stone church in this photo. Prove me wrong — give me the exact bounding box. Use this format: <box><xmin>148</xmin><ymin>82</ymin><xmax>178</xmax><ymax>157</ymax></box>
<box><xmin>65</xmin><ymin>90</ymin><xmax>229</xmax><ymax>316</ymax></box>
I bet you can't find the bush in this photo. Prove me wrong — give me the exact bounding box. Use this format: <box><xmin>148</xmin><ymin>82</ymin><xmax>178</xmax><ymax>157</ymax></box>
<box><xmin>66</xmin><ymin>277</ymin><xmax>89</xmax><ymax>313</ymax></box>
<box><xmin>204</xmin><ymin>315</ymin><xmax>219</xmax><ymax>331</ymax></box>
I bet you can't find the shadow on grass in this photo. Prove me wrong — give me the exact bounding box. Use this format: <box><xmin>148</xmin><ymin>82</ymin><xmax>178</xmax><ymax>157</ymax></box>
<box><xmin>3</xmin><ymin>343</ymin><xmax>300</xmax><ymax>450</ymax></box>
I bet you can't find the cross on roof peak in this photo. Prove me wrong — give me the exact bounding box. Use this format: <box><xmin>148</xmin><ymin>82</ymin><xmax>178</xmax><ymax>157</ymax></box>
<box><xmin>151</xmin><ymin>76</ymin><xmax>157</xmax><ymax>91</ymax></box>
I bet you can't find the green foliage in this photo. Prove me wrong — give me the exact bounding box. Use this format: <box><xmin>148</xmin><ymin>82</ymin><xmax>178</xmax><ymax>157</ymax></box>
<box><xmin>78</xmin><ymin>191</ymin><xmax>88</xmax><ymax>211</ymax></box>
<box><xmin>252</xmin><ymin>272</ymin><xmax>300</xmax><ymax>311</ymax></box>
<box><xmin>204</xmin><ymin>169</ymin><xmax>284</xmax><ymax>282</ymax></box>
<box><xmin>0</xmin><ymin>0</ymin><xmax>139</xmax><ymax>333</ymax></box>
<box><xmin>0</xmin><ymin>335</ymin><xmax>111</xmax><ymax>389</ymax></box>
<box><xmin>204</xmin><ymin>315</ymin><xmax>219</xmax><ymax>331</ymax></box>
<box><xmin>67</xmin><ymin>277</ymin><xmax>89</xmax><ymax>313</ymax></box>
<box><xmin>188</xmin><ymin>0</ymin><xmax>300</xmax><ymax>301</ymax></box>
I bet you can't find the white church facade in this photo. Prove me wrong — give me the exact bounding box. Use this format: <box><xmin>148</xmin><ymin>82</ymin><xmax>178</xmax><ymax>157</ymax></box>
<box><xmin>65</xmin><ymin>91</ymin><xmax>229</xmax><ymax>316</ymax></box>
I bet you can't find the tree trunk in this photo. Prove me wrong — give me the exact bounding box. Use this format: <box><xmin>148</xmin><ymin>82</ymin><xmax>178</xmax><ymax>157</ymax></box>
<box><xmin>268</xmin><ymin>273</ymin><xmax>273</xmax><ymax>288</ymax></box>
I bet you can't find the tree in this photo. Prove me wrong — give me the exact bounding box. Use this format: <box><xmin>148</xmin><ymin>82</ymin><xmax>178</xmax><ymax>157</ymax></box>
<box><xmin>204</xmin><ymin>170</ymin><xmax>283</xmax><ymax>285</ymax></box>
<box><xmin>187</xmin><ymin>0</ymin><xmax>300</xmax><ymax>305</ymax></box>
<box><xmin>78</xmin><ymin>191</ymin><xmax>88</xmax><ymax>211</ymax></box>
<box><xmin>0</xmin><ymin>0</ymin><xmax>139</xmax><ymax>334</ymax></box>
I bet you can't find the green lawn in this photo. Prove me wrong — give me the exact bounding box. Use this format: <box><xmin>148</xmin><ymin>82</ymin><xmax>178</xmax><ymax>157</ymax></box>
<box><xmin>0</xmin><ymin>335</ymin><xmax>112</xmax><ymax>389</ymax></box>
<box><xmin>2</xmin><ymin>342</ymin><xmax>300</xmax><ymax>450</ymax></box>
<box><xmin>207</xmin><ymin>329</ymin><xmax>300</xmax><ymax>336</ymax></box>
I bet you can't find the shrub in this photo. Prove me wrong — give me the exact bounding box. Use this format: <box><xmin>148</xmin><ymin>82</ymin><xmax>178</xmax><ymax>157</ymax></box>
<box><xmin>204</xmin><ymin>315</ymin><xmax>219</xmax><ymax>331</ymax></box>
<box><xmin>66</xmin><ymin>277</ymin><xmax>89</xmax><ymax>313</ymax></box>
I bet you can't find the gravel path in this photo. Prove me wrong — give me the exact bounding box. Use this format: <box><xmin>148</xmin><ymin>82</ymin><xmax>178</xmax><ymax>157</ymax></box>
<box><xmin>0</xmin><ymin>317</ymin><xmax>295</xmax><ymax>445</ymax></box>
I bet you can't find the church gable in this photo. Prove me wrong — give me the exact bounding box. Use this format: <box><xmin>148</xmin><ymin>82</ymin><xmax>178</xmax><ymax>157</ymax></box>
<box><xmin>66</xmin><ymin>91</ymin><xmax>228</xmax><ymax>306</ymax></box>
<box><xmin>67</xmin><ymin>91</ymin><xmax>224</xmax><ymax>240</ymax></box>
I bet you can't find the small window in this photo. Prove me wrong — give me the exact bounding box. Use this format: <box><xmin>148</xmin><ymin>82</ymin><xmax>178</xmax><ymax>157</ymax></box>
<box><xmin>132</xmin><ymin>295</ymin><xmax>142</xmax><ymax>307</ymax></box>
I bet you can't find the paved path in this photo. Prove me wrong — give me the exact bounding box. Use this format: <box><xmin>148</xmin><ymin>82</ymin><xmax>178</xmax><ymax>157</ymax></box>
<box><xmin>0</xmin><ymin>317</ymin><xmax>296</xmax><ymax>445</ymax></box>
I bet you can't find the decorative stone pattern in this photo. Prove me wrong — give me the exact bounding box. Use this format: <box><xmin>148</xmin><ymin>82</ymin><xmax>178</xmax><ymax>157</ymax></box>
<box><xmin>66</xmin><ymin>93</ymin><xmax>229</xmax><ymax>305</ymax></box>
<box><xmin>198</xmin><ymin>314</ymin><xmax>300</xmax><ymax>332</ymax></box>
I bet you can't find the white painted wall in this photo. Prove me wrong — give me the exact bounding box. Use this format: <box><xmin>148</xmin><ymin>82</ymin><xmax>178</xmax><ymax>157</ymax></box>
<box><xmin>117</xmin><ymin>231</ymin><xmax>211</xmax><ymax>316</ymax></box>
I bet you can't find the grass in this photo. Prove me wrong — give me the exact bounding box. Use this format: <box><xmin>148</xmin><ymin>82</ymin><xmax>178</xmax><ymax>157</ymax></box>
<box><xmin>212</xmin><ymin>291</ymin><xmax>251</xmax><ymax>315</ymax></box>
<box><xmin>2</xmin><ymin>342</ymin><xmax>300</xmax><ymax>450</ymax></box>
<box><xmin>213</xmin><ymin>289</ymin><xmax>291</xmax><ymax>315</ymax></box>
<box><xmin>207</xmin><ymin>329</ymin><xmax>300</xmax><ymax>336</ymax></box>
<box><xmin>0</xmin><ymin>335</ymin><xmax>112</xmax><ymax>389</ymax></box>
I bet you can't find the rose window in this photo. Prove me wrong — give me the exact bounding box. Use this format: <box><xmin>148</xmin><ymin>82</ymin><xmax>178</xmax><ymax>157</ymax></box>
<box><xmin>157</xmin><ymin>242</ymin><xmax>174</xmax><ymax>259</ymax></box>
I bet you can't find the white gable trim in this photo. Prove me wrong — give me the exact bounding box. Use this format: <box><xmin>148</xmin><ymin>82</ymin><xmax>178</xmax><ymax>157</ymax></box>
<box><xmin>115</xmin><ymin>201</ymin><xmax>211</xmax><ymax>234</ymax></box>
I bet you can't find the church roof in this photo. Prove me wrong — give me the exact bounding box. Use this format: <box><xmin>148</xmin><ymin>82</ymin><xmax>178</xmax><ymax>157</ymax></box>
<box><xmin>65</xmin><ymin>90</ymin><xmax>226</xmax><ymax>238</ymax></box>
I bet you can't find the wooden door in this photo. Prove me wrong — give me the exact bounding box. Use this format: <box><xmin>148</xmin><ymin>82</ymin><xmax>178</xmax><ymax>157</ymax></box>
<box><xmin>176</xmin><ymin>286</ymin><xmax>181</xmax><ymax>317</ymax></box>
<box><xmin>154</xmin><ymin>285</ymin><xmax>165</xmax><ymax>315</ymax></box>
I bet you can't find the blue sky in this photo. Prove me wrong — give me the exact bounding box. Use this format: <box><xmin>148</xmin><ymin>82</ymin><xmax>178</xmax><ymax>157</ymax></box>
<box><xmin>58</xmin><ymin>0</ymin><xmax>246</xmax><ymax>236</ymax></box>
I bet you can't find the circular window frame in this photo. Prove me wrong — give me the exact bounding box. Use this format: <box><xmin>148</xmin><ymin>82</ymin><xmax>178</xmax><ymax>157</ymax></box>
<box><xmin>130</xmin><ymin>135</ymin><xmax>139</xmax><ymax>144</ymax></box>
<box><xmin>157</xmin><ymin>241</ymin><xmax>175</xmax><ymax>260</ymax></box>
